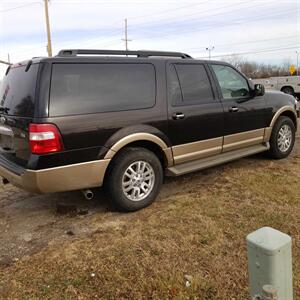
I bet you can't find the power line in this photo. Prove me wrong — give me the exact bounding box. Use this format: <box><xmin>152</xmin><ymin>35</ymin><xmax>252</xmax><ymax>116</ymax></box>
<box><xmin>132</xmin><ymin>7</ymin><xmax>298</xmax><ymax>41</ymax></box>
<box><xmin>0</xmin><ymin>2</ymin><xmax>41</xmax><ymax>13</ymax></box>
<box><xmin>182</xmin><ymin>35</ymin><xmax>299</xmax><ymax>52</ymax></box>
<box><xmin>196</xmin><ymin>46</ymin><xmax>300</xmax><ymax>59</ymax></box>
<box><xmin>128</xmin><ymin>0</ymin><xmax>211</xmax><ymax>21</ymax></box>
<box><xmin>129</xmin><ymin>0</ymin><xmax>272</xmax><ymax>29</ymax></box>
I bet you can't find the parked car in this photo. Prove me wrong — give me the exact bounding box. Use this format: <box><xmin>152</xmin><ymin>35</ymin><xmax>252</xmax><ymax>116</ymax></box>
<box><xmin>252</xmin><ymin>76</ymin><xmax>300</xmax><ymax>98</ymax></box>
<box><xmin>0</xmin><ymin>49</ymin><xmax>298</xmax><ymax>211</ymax></box>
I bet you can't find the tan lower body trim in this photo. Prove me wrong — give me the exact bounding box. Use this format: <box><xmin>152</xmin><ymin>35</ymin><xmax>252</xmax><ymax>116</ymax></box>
<box><xmin>172</xmin><ymin>137</ymin><xmax>223</xmax><ymax>164</ymax></box>
<box><xmin>171</xmin><ymin>128</ymin><xmax>269</xmax><ymax>164</ymax></box>
<box><xmin>263</xmin><ymin>127</ymin><xmax>272</xmax><ymax>142</ymax></box>
<box><xmin>223</xmin><ymin>128</ymin><xmax>265</xmax><ymax>152</ymax></box>
<box><xmin>163</xmin><ymin>148</ymin><xmax>174</xmax><ymax>167</ymax></box>
<box><xmin>0</xmin><ymin>159</ymin><xmax>111</xmax><ymax>194</ymax></box>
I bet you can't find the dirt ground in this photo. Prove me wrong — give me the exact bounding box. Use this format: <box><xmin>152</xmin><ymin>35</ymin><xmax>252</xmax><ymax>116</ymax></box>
<box><xmin>0</xmin><ymin>133</ymin><xmax>299</xmax><ymax>299</ymax></box>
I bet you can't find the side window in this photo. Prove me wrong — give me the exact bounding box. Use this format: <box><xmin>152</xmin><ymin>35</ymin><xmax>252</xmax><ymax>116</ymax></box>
<box><xmin>211</xmin><ymin>64</ymin><xmax>250</xmax><ymax>100</ymax></box>
<box><xmin>49</xmin><ymin>63</ymin><xmax>156</xmax><ymax>116</ymax></box>
<box><xmin>169</xmin><ymin>65</ymin><xmax>183</xmax><ymax>105</ymax></box>
<box><xmin>169</xmin><ymin>64</ymin><xmax>214</xmax><ymax>106</ymax></box>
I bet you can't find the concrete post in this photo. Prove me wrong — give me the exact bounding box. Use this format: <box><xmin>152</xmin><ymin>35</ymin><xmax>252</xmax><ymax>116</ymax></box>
<box><xmin>247</xmin><ymin>227</ymin><xmax>293</xmax><ymax>300</ymax></box>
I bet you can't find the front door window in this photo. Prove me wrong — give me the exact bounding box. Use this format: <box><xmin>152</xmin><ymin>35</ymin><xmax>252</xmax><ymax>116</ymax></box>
<box><xmin>212</xmin><ymin>64</ymin><xmax>250</xmax><ymax>100</ymax></box>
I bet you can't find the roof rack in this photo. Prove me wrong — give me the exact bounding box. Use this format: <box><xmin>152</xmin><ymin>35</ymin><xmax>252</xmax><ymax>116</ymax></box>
<box><xmin>57</xmin><ymin>49</ymin><xmax>192</xmax><ymax>59</ymax></box>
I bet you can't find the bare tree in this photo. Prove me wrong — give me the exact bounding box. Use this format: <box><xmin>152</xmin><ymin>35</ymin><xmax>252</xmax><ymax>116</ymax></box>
<box><xmin>221</xmin><ymin>55</ymin><xmax>294</xmax><ymax>79</ymax></box>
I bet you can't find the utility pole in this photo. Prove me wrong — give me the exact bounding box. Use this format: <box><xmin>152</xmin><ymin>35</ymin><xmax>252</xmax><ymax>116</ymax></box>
<box><xmin>296</xmin><ymin>51</ymin><xmax>299</xmax><ymax>76</ymax></box>
<box><xmin>44</xmin><ymin>0</ymin><xmax>52</xmax><ymax>57</ymax></box>
<box><xmin>206</xmin><ymin>46</ymin><xmax>214</xmax><ymax>60</ymax></box>
<box><xmin>122</xmin><ymin>18</ymin><xmax>132</xmax><ymax>51</ymax></box>
<box><xmin>7</xmin><ymin>54</ymin><xmax>10</xmax><ymax>64</ymax></box>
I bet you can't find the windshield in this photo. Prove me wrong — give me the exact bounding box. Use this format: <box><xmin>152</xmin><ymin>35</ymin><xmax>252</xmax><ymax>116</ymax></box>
<box><xmin>0</xmin><ymin>64</ymin><xmax>38</xmax><ymax>117</ymax></box>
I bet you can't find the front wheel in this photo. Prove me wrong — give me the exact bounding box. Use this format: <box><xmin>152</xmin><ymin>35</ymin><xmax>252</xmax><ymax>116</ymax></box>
<box><xmin>268</xmin><ymin>116</ymin><xmax>295</xmax><ymax>159</ymax></box>
<box><xmin>106</xmin><ymin>147</ymin><xmax>163</xmax><ymax>212</ymax></box>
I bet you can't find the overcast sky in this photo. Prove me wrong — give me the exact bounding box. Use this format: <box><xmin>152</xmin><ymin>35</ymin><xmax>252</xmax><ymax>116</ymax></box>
<box><xmin>0</xmin><ymin>0</ymin><xmax>299</xmax><ymax>76</ymax></box>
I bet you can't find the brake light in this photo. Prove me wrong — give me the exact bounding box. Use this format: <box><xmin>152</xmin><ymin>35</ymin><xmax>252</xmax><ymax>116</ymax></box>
<box><xmin>29</xmin><ymin>123</ymin><xmax>63</xmax><ymax>154</ymax></box>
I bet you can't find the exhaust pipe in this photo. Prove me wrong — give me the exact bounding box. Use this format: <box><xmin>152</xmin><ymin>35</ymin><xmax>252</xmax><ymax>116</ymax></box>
<box><xmin>2</xmin><ymin>178</ymin><xmax>9</xmax><ymax>185</ymax></box>
<box><xmin>81</xmin><ymin>189</ymin><xmax>94</xmax><ymax>200</ymax></box>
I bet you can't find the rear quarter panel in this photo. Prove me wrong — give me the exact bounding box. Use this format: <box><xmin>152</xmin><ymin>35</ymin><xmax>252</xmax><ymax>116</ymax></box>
<box><xmin>31</xmin><ymin>59</ymin><xmax>170</xmax><ymax>169</ymax></box>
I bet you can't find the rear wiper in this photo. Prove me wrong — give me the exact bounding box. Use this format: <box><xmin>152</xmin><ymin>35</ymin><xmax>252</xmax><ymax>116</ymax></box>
<box><xmin>0</xmin><ymin>106</ymin><xmax>10</xmax><ymax>113</ymax></box>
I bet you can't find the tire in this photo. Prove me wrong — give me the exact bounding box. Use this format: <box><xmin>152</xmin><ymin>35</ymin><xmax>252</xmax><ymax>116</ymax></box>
<box><xmin>106</xmin><ymin>147</ymin><xmax>163</xmax><ymax>212</ymax></box>
<box><xmin>268</xmin><ymin>116</ymin><xmax>295</xmax><ymax>159</ymax></box>
<box><xmin>281</xmin><ymin>87</ymin><xmax>294</xmax><ymax>96</ymax></box>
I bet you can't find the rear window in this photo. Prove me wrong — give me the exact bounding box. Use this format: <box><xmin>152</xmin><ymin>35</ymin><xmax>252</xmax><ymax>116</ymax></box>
<box><xmin>0</xmin><ymin>64</ymin><xmax>38</xmax><ymax>117</ymax></box>
<box><xmin>49</xmin><ymin>63</ymin><xmax>156</xmax><ymax>116</ymax></box>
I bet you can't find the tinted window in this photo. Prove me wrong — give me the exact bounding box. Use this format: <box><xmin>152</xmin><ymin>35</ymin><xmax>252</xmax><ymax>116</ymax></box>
<box><xmin>0</xmin><ymin>64</ymin><xmax>38</xmax><ymax>117</ymax></box>
<box><xmin>169</xmin><ymin>65</ymin><xmax>183</xmax><ymax>105</ymax></box>
<box><xmin>50</xmin><ymin>63</ymin><xmax>156</xmax><ymax>116</ymax></box>
<box><xmin>171</xmin><ymin>64</ymin><xmax>214</xmax><ymax>105</ymax></box>
<box><xmin>211</xmin><ymin>64</ymin><xmax>250</xmax><ymax>99</ymax></box>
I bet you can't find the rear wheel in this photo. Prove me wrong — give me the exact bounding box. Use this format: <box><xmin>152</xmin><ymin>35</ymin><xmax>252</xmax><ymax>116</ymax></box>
<box><xmin>268</xmin><ymin>116</ymin><xmax>295</xmax><ymax>159</ymax></box>
<box><xmin>106</xmin><ymin>147</ymin><xmax>163</xmax><ymax>212</ymax></box>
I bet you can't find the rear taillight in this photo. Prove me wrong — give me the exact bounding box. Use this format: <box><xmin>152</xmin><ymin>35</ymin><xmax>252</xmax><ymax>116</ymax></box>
<box><xmin>29</xmin><ymin>123</ymin><xmax>63</xmax><ymax>154</ymax></box>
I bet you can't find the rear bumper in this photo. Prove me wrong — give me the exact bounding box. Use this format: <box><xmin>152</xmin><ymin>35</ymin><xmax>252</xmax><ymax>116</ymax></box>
<box><xmin>0</xmin><ymin>158</ymin><xmax>111</xmax><ymax>193</ymax></box>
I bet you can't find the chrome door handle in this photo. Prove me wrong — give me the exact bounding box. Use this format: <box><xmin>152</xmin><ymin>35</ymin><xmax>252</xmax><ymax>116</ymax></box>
<box><xmin>172</xmin><ymin>112</ymin><xmax>185</xmax><ymax>120</ymax></box>
<box><xmin>229</xmin><ymin>106</ymin><xmax>239</xmax><ymax>112</ymax></box>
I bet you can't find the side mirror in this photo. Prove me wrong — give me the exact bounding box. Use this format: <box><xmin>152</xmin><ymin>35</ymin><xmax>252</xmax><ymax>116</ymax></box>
<box><xmin>254</xmin><ymin>84</ymin><xmax>265</xmax><ymax>97</ymax></box>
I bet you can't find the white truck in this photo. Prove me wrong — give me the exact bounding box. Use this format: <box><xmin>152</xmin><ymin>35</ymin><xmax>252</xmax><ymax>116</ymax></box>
<box><xmin>252</xmin><ymin>76</ymin><xmax>300</xmax><ymax>97</ymax></box>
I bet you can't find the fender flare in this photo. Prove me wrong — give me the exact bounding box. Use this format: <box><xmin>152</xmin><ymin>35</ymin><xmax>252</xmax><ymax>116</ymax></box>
<box><xmin>103</xmin><ymin>132</ymin><xmax>173</xmax><ymax>166</ymax></box>
<box><xmin>269</xmin><ymin>106</ymin><xmax>297</xmax><ymax>128</ymax></box>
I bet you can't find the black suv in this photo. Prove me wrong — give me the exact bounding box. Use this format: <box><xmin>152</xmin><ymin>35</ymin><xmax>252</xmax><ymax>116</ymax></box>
<box><xmin>0</xmin><ymin>49</ymin><xmax>298</xmax><ymax>211</ymax></box>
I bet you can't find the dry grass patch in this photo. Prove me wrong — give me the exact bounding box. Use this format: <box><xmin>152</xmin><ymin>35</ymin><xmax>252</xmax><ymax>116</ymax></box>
<box><xmin>0</xmin><ymin>154</ymin><xmax>299</xmax><ymax>299</ymax></box>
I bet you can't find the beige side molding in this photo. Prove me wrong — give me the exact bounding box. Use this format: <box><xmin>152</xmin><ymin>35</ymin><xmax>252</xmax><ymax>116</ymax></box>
<box><xmin>104</xmin><ymin>133</ymin><xmax>173</xmax><ymax>166</ymax></box>
<box><xmin>223</xmin><ymin>128</ymin><xmax>265</xmax><ymax>152</ymax></box>
<box><xmin>172</xmin><ymin>137</ymin><xmax>223</xmax><ymax>164</ymax></box>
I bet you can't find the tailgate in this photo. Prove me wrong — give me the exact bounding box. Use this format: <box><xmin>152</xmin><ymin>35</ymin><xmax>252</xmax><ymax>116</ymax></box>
<box><xmin>0</xmin><ymin>63</ymin><xmax>39</xmax><ymax>165</ymax></box>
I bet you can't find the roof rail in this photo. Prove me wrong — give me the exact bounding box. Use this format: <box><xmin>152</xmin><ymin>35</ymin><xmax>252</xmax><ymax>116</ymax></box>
<box><xmin>57</xmin><ymin>49</ymin><xmax>192</xmax><ymax>59</ymax></box>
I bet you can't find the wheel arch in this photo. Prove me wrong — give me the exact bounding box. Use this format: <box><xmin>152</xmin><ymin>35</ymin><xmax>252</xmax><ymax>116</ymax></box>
<box><xmin>264</xmin><ymin>106</ymin><xmax>297</xmax><ymax>142</ymax></box>
<box><xmin>280</xmin><ymin>86</ymin><xmax>294</xmax><ymax>93</ymax></box>
<box><xmin>103</xmin><ymin>133</ymin><xmax>174</xmax><ymax>168</ymax></box>
<box><xmin>270</xmin><ymin>106</ymin><xmax>297</xmax><ymax>130</ymax></box>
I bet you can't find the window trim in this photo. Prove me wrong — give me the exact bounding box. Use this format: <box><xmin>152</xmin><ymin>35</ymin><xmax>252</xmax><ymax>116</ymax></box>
<box><xmin>209</xmin><ymin>63</ymin><xmax>252</xmax><ymax>102</ymax></box>
<box><xmin>49</xmin><ymin>62</ymin><xmax>157</xmax><ymax>117</ymax></box>
<box><xmin>168</xmin><ymin>62</ymin><xmax>216</xmax><ymax>107</ymax></box>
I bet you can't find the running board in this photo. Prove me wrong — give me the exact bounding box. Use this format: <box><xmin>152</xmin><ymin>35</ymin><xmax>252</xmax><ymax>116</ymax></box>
<box><xmin>166</xmin><ymin>143</ymin><xmax>270</xmax><ymax>176</ymax></box>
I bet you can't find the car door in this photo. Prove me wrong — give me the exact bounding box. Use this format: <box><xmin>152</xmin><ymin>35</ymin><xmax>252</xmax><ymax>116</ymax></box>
<box><xmin>209</xmin><ymin>63</ymin><xmax>269</xmax><ymax>152</ymax></box>
<box><xmin>167</xmin><ymin>62</ymin><xmax>224</xmax><ymax>164</ymax></box>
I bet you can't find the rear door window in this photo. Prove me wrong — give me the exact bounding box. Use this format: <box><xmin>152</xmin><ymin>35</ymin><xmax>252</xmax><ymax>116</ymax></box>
<box><xmin>0</xmin><ymin>64</ymin><xmax>38</xmax><ymax>117</ymax></box>
<box><xmin>170</xmin><ymin>64</ymin><xmax>214</xmax><ymax>106</ymax></box>
<box><xmin>49</xmin><ymin>63</ymin><xmax>156</xmax><ymax>116</ymax></box>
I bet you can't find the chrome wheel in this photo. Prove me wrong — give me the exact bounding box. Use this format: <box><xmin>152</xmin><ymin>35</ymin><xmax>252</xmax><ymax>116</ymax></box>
<box><xmin>122</xmin><ymin>161</ymin><xmax>155</xmax><ymax>202</ymax></box>
<box><xmin>277</xmin><ymin>124</ymin><xmax>292</xmax><ymax>153</ymax></box>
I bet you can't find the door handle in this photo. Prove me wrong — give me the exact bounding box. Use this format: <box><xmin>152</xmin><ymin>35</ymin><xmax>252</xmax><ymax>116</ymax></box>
<box><xmin>172</xmin><ymin>112</ymin><xmax>185</xmax><ymax>120</ymax></box>
<box><xmin>229</xmin><ymin>106</ymin><xmax>239</xmax><ymax>112</ymax></box>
